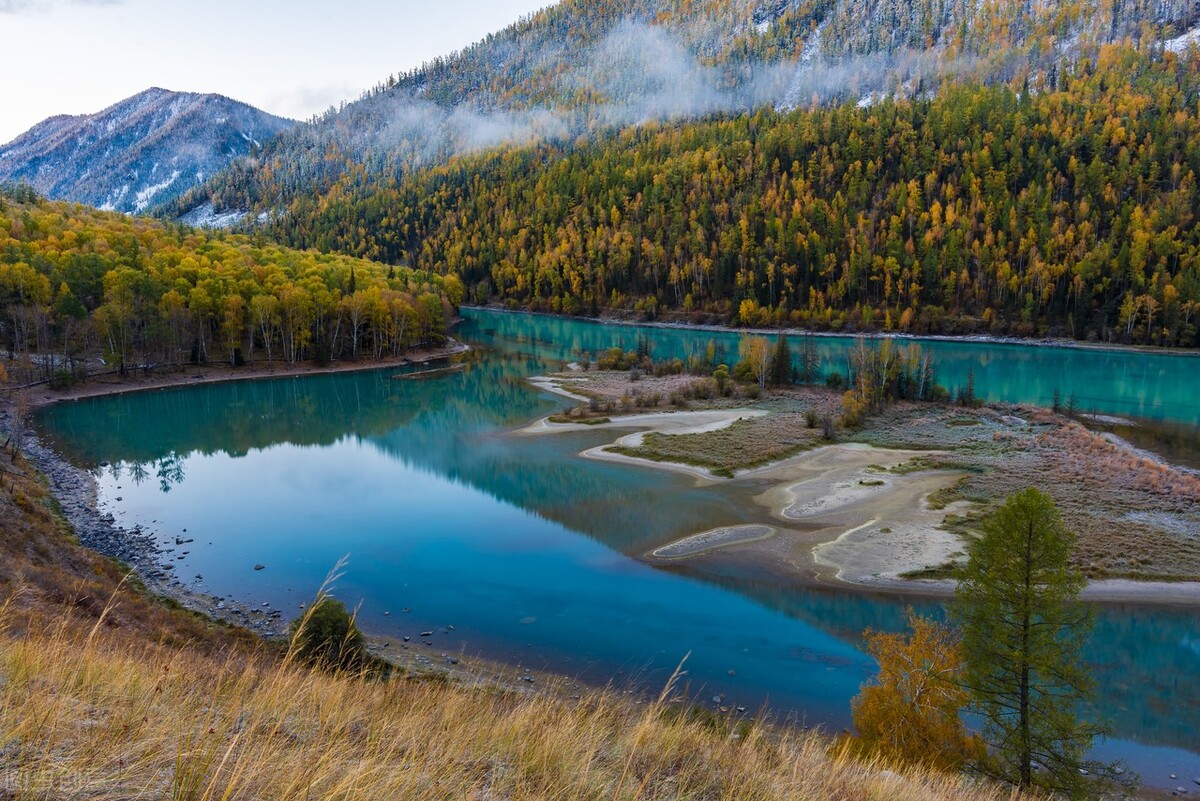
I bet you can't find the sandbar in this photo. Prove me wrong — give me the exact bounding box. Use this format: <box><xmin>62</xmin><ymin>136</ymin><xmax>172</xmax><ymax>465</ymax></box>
<box><xmin>651</xmin><ymin>525</ymin><xmax>777</xmax><ymax>559</ymax></box>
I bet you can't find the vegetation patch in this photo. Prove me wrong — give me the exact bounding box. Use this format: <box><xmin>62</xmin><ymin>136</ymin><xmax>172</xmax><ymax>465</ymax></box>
<box><xmin>611</xmin><ymin>414</ymin><xmax>822</xmax><ymax>476</ymax></box>
<box><xmin>548</xmin><ymin>414</ymin><xmax>610</xmax><ymax>425</ymax></box>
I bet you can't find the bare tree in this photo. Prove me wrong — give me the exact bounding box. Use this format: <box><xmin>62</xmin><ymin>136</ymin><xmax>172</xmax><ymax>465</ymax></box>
<box><xmin>8</xmin><ymin>391</ymin><xmax>29</xmax><ymax>461</ymax></box>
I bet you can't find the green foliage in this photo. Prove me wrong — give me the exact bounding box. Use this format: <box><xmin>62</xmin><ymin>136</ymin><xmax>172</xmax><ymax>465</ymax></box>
<box><xmin>712</xmin><ymin>363</ymin><xmax>730</xmax><ymax>394</ymax></box>
<box><xmin>288</xmin><ymin>597</ymin><xmax>368</xmax><ymax>673</ymax></box>
<box><xmin>952</xmin><ymin>488</ymin><xmax>1117</xmax><ymax>796</ymax></box>
<box><xmin>769</xmin><ymin>335</ymin><xmax>793</xmax><ymax>386</ymax></box>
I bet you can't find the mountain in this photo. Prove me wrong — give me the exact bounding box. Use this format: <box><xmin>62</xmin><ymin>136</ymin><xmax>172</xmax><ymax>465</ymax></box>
<box><xmin>172</xmin><ymin>0</ymin><xmax>1199</xmax><ymax>221</ymax></box>
<box><xmin>0</xmin><ymin>88</ymin><xmax>294</xmax><ymax>215</ymax></box>
<box><xmin>265</xmin><ymin>46</ymin><xmax>1200</xmax><ymax>347</ymax></box>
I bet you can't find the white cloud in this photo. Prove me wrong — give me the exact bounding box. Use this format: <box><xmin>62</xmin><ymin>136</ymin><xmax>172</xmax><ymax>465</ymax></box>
<box><xmin>1</xmin><ymin>0</ymin><xmax>120</xmax><ymax>11</ymax></box>
<box><xmin>264</xmin><ymin>83</ymin><xmax>361</xmax><ymax>121</ymax></box>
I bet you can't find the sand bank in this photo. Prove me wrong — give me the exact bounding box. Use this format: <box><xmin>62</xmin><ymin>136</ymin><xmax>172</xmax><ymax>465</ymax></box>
<box><xmin>651</xmin><ymin>525</ymin><xmax>777</xmax><ymax>559</ymax></box>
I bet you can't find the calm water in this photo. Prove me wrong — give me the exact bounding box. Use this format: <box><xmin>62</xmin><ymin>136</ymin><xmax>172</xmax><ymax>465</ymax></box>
<box><xmin>36</xmin><ymin>308</ymin><xmax>1200</xmax><ymax>786</ymax></box>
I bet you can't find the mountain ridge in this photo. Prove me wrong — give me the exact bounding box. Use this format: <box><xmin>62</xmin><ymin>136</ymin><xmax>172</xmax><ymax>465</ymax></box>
<box><xmin>168</xmin><ymin>0</ymin><xmax>1200</xmax><ymax>221</ymax></box>
<box><xmin>0</xmin><ymin>87</ymin><xmax>294</xmax><ymax>215</ymax></box>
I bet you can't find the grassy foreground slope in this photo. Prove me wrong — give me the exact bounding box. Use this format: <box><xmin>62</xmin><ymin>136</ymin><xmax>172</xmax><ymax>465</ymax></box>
<box><xmin>0</xmin><ymin>443</ymin><xmax>1018</xmax><ymax>799</ymax></box>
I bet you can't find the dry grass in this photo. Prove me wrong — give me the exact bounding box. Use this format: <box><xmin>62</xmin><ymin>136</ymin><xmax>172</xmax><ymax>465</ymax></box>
<box><xmin>550</xmin><ymin>373</ymin><xmax>846</xmax><ymax>476</ymax></box>
<box><xmin>625</xmin><ymin>414</ymin><xmax>825</xmax><ymax>477</ymax></box>
<box><xmin>0</xmin><ymin>606</ymin><xmax>1025</xmax><ymax>801</ymax></box>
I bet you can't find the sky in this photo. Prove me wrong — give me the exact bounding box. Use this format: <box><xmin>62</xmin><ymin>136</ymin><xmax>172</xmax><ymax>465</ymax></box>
<box><xmin>0</xmin><ymin>0</ymin><xmax>551</xmax><ymax>143</ymax></box>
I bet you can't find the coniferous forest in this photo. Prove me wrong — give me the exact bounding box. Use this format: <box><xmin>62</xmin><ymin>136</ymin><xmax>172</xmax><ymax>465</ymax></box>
<box><xmin>264</xmin><ymin>44</ymin><xmax>1200</xmax><ymax>345</ymax></box>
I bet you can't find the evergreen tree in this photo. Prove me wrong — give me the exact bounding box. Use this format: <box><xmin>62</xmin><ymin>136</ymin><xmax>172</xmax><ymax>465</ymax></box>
<box><xmin>769</xmin><ymin>334</ymin><xmax>793</xmax><ymax>386</ymax></box>
<box><xmin>798</xmin><ymin>334</ymin><xmax>821</xmax><ymax>384</ymax></box>
<box><xmin>952</xmin><ymin>488</ymin><xmax>1115</xmax><ymax>796</ymax></box>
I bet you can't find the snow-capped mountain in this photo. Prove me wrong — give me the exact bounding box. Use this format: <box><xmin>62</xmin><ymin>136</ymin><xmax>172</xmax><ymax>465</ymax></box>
<box><xmin>0</xmin><ymin>88</ymin><xmax>294</xmax><ymax>214</ymax></box>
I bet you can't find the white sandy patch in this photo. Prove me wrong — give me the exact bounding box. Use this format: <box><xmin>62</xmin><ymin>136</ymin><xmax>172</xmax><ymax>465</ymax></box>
<box><xmin>812</xmin><ymin>510</ymin><xmax>971</xmax><ymax>583</ymax></box>
<box><xmin>651</xmin><ymin>525</ymin><xmax>776</xmax><ymax>559</ymax></box>
<box><xmin>744</xmin><ymin>444</ymin><xmax>974</xmax><ymax>585</ymax></box>
<box><xmin>526</xmin><ymin>375</ymin><xmax>592</xmax><ymax>403</ymax></box>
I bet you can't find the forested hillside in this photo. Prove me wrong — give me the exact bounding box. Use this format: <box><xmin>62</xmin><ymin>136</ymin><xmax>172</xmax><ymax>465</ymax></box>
<box><xmin>267</xmin><ymin>44</ymin><xmax>1200</xmax><ymax>346</ymax></box>
<box><xmin>169</xmin><ymin>0</ymin><xmax>1198</xmax><ymax>220</ymax></box>
<box><xmin>0</xmin><ymin>186</ymin><xmax>458</xmax><ymax>384</ymax></box>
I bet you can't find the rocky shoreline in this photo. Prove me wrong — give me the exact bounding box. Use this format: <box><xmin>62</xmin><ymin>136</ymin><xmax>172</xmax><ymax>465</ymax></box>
<box><xmin>20</xmin><ymin>425</ymin><xmax>289</xmax><ymax>637</ymax></box>
<box><xmin>4</xmin><ymin>340</ymin><xmax>479</xmax><ymax>639</ymax></box>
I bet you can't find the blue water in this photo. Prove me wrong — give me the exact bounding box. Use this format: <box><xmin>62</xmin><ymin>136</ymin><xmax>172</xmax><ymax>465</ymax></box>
<box><xmin>35</xmin><ymin>308</ymin><xmax>1200</xmax><ymax>788</ymax></box>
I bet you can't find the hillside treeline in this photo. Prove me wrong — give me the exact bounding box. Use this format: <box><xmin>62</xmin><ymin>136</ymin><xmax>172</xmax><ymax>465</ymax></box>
<box><xmin>0</xmin><ymin>187</ymin><xmax>459</xmax><ymax>383</ymax></box>
<box><xmin>269</xmin><ymin>45</ymin><xmax>1200</xmax><ymax>345</ymax></box>
<box><xmin>167</xmin><ymin>0</ymin><xmax>1196</xmax><ymax>220</ymax></box>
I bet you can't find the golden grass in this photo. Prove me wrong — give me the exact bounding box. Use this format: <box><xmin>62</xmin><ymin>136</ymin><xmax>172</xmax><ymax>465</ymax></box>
<box><xmin>0</xmin><ymin>604</ymin><xmax>1024</xmax><ymax>801</ymax></box>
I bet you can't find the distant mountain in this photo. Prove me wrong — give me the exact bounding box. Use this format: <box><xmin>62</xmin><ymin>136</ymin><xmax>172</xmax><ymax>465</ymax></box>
<box><xmin>0</xmin><ymin>88</ymin><xmax>294</xmax><ymax>215</ymax></box>
<box><xmin>171</xmin><ymin>0</ymin><xmax>1198</xmax><ymax>221</ymax></box>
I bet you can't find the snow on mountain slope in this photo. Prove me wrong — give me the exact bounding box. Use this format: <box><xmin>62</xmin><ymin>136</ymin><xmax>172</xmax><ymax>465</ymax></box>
<box><xmin>0</xmin><ymin>88</ymin><xmax>294</xmax><ymax>214</ymax></box>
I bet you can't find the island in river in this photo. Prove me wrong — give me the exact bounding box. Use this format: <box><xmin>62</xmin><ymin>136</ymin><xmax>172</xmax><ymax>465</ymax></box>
<box><xmin>524</xmin><ymin>365</ymin><xmax>1200</xmax><ymax>605</ymax></box>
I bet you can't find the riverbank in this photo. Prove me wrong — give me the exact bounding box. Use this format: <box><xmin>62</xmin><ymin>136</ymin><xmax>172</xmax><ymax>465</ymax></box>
<box><xmin>471</xmin><ymin>304</ymin><xmax>1200</xmax><ymax>359</ymax></box>
<box><xmin>525</xmin><ymin>369</ymin><xmax>1200</xmax><ymax>605</ymax></box>
<box><xmin>11</xmin><ymin>339</ymin><xmax>470</xmax><ymax>410</ymax></box>
<box><xmin>0</xmin><ymin>338</ymin><xmax>471</xmax><ymax>639</ymax></box>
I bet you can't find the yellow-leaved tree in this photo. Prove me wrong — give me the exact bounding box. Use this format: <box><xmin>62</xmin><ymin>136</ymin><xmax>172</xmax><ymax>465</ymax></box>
<box><xmin>850</xmin><ymin>612</ymin><xmax>980</xmax><ymax>771</ymax></box>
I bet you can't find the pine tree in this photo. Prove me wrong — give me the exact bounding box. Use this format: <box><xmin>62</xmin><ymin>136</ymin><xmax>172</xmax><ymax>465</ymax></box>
<box><xmin>798</xmin><ymin>334</ymin><xmax>821</xmax><ymax>383</ymax></box>
<box><xmin>952</xmin><ymin>488</ymin><xmax>1116</xmax><ymax>796</ymax></box>
<box><xmin>769</xmin><ymin>334</ymin><xmax>793</xmax><ymax>386</ymax></box>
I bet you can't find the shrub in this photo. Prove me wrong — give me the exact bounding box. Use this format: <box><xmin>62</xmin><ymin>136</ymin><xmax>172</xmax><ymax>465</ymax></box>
<box><xmin>289</xmin><ymin>597</ymin><xmax>368</xmax><ymax>672</ymax></box>
<box><xmin>840</xmin><ymin>391</ymin><xmax>868</xmax><ymax>429</ymax></box>
<box><xmin>826</xmin><ymin>371</ymin><xmax>847</xmax><ymax>390</ymax></box>
<box><xmin>712</xmin><ymin>364</ymin><xmax>730</xmax><ymax>394</ymax></box>
<box><xmin>804</xmin><ymin>410</ymin><xmax>819</xmax><ymax>429</ymax></box>
<box><xmin>49</xmin><ymin>369</ymin><xmax>78</xmax><ymax>390</ymax></box>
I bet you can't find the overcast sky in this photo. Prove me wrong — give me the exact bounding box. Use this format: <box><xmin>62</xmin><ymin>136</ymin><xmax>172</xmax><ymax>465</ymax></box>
<box><xmin>0</xmin><ymin>0</ymin><xmax>551</xmax><ymax>143</ymax></box>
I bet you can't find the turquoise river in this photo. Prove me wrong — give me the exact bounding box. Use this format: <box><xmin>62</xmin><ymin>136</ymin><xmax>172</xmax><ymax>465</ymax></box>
<box><xmin>35</xmin><ymin>308</ymin><xmax>1200</xmax><ymax>789</ymax></box>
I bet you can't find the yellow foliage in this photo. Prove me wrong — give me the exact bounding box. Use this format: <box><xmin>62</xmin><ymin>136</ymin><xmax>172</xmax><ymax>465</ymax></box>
<box><xmin>840</xmin><ymin>390</ymin><xmax>868</xmax><ymax>429</ymax></box>
<box><xmin>851</xmin><ymin>613</ymin><xmax>981</xmax><ymax>771</ymax></box>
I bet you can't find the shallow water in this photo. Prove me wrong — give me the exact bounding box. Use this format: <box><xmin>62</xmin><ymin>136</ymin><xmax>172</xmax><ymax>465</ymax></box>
<box><xmin>35</xmin><ymin>308</ymin><xmax>1200</xmax><ymax>787</ymax></box>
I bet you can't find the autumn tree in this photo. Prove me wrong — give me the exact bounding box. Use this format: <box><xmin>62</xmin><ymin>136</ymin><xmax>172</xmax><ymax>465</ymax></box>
<box><xmin>737</xmin><ymin>335</ymin><xmax>771</xmax><ymax>389</ymax></box>
<box><xmin>851</xmin><ymin>612</ymin><xmax>979</xmax><ymax>771</ymax></box>
<box><xmin>952</xmin><ymin>488</ymin><xmax>1115</xmax><ymax>796</ymax></box>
